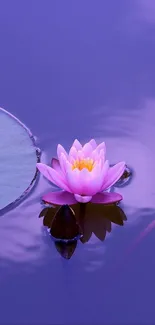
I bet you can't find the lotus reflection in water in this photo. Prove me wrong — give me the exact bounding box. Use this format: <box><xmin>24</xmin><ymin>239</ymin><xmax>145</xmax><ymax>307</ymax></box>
<box><xmin>39</xmin><ymin>203</ymin><xmax>127</xmax><ymax>259</ymax></box>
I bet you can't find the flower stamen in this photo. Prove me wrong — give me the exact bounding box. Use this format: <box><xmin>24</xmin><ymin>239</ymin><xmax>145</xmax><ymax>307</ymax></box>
<box><xmin>72</xmin><ymin>158</ymin><xmax>94</xmax><ymax>172</ymax></box>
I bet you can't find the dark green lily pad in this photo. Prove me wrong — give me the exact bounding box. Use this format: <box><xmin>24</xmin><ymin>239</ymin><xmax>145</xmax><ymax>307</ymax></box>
<box><xmin>0</xmin><ymin>107</ymin><xmax>40</xmax><ymax>212</ymax></box>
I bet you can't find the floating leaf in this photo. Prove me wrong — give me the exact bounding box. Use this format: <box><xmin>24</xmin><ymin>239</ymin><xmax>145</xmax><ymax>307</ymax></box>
<box><xmin>0</xmin><ymin>108</ymin><xmax>40</xmax><ymax>213</ymax></box>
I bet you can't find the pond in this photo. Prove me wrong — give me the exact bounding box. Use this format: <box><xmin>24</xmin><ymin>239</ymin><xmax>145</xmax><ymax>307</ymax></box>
<box><xmin>0</xmin><ymin>1</ymin><xmax>155</xmax><ymax>324</ymax></box>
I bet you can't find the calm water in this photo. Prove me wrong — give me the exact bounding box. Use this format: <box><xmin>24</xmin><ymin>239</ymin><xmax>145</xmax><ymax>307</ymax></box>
<box><xmin>0</xmin><ymin>1</ymin><xmax>155</xmax><ymax>324</ymax></box>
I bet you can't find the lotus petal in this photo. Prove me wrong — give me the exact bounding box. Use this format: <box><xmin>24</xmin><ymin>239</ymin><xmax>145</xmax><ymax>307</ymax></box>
<box><xmin>74</xmin><ymin>194</ymin><xmax>92</xmax><ymax>203</ymax></box>
<box><xmin>69</xmin><ymin>146</ymin><xmax>78</xmax><ymax>160</ymax></box>
<box><xmin>59</xmin><ymin>153</ymin><xmax>69</xmax><ymax>174</ymax></box>
<box><xmin>36</xmin><ymin>163</ymin><xmax>71</xmax><ymax>192</ymax></box>
<box><xmin>66</xmin><ymin>166</ymin><xmax>102</xmax><ymax>196</ymax></box>
<box><xmin>91</xmin><ymin>192</ymin><xmax>123</xmax><ymax>204</ymax></box>
<box><xmin>57</xmin><ymin>144</ymin><xmax>68</xmax><ymax>161</ymax></box>
<box><xmin>82</xmin><ymin>143</ymin><xmax>93</xmax><ymax>157</ymax></box>
<box><xmin>42</xmin><ymin>191</ymin><xmax>77</xmax><ymax>205</ymax></box>
<box><xmin>51</xmin><ymin>158</ymin><xmax>62</xmax><ymax>173</ymax></box>
<box><xmin>89</xmin><ymin>139</ymin><xmax>97</xmax><ymax>149</ymax></box>
<box><xmin>96</xmin><ymin>141</ymin><xmax>106</xmax><ymax>153</ymax></box>
<box><xmin>101</xmin><ymin>162</ymin><xmax>126</xmax><ymax>190</ymax></box>
<box><xmin>79</xmin><ymin>165</ymin><xmax>103</xmax><ymax>196</ymax></box>
<box><xmin>72</xmin><ymin>139</ymin><xmax>82</xmax><ymax>150</ymax></box>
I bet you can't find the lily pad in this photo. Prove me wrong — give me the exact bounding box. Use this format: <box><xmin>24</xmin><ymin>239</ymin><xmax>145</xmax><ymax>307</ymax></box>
<box><xmin>0</xmin><ymin>107</ymin><xmax>40</xmax><ymax>213</ymax></box>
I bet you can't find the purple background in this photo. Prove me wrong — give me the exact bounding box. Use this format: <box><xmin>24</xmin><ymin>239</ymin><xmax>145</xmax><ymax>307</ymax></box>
<box><xmin>0</xmin><ymin>1</ymin><xmax>155</xmax><ymax>324</ymax></box>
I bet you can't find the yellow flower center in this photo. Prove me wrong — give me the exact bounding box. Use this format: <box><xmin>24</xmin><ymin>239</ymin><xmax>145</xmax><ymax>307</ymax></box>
<box><xmin>72</xmin><ymin>158</ymin><xmax>94</xmax><ymax>172</ymax></box>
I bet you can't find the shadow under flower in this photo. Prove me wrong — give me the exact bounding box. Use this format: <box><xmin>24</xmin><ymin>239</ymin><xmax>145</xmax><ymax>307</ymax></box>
<box><xmin>39</xmin><ymin>203</ymin><xmax>127</xmax><ymax>259</ymax></box>
<box><xmin>72</xmin><ymin>203</ymin><xmax>127</xmax><ymax>243</ymax></box>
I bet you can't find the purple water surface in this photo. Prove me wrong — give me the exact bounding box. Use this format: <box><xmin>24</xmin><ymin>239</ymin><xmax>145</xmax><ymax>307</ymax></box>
<box><xmin>0</xmin><ymin>1</ymin><xmax>155</xmax><ymax>324</ymax></box>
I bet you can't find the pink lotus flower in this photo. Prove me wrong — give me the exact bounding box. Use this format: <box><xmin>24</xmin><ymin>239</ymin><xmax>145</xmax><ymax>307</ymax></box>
<box><xmin>37</xmin><ymin>139</ymin><xmax>125</xmax><ymax>206</ymax></box>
